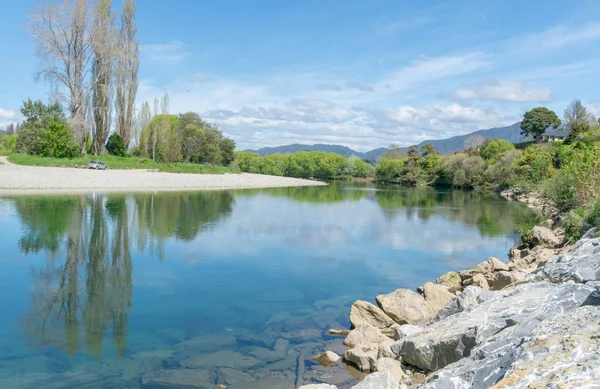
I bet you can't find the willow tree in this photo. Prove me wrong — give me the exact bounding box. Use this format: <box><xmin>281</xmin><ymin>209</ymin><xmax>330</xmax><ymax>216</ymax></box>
<box><xmin>114</xmin><ymin>0</ymin><xmax>138</xmax><ymax>149</ymax></box>
<box><xmin>91</xmin><ymin>0</ymin><xmax>115</xmax><ymax>154</ymax></box>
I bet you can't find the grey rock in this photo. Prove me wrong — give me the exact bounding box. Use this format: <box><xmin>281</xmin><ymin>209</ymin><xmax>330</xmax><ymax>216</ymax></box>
<box><xmin>141</xmin><ymin>369</ymin><xmax>216</xmax><ymax>389</ymax></box>
<box><xmin>466</xmin><ymin>273</ymin><xmax>489</xmax><ymax>289</ymax></box>
<box><xmin>350</xmin><ymin>300</ymin><xmax>397</xmax><ymax>329</ymax></box>
<box><xmin>394</xmin><ymin>324</ymin><xmax>423</xmax><ymax>341</ymax></box>
<box><xmin>534</xmin><ymin>231</ymin><xmax>600</xmax><ymax>283</ymax></box>
<box><xmin>351</xmin><ymin>369</ymin><xmax>399</xmax><ymax>389</ymax></box>
<box><xmin>394</xmin><ymin>282</ymin><xmax>596</xmax><ymax>372</ymax></box>
<box><xmin>217</xmin><ymin>368</ymin><xmax>256</xmax><ymax>386</ymax></box>
<box><xmin>377</xmin><ymin>339</ymin><xmax>397</xmax><ymax>359</ymax></box>
<box><xmin>228</xmin><ymin>375</ymin><xmax>295</xmax><ymax>389</ymax></box>
<box><xmin>431</xmin><ymin>286</ymin><xmax>494</xmax><ymax>323</ymax></box>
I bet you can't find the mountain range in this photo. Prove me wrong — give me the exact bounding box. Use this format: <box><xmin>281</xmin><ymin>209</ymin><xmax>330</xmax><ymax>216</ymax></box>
<box><xmin>247</xmin><ymin>123</ymin><xmax>526</xmax><ymax>160</ymax></box>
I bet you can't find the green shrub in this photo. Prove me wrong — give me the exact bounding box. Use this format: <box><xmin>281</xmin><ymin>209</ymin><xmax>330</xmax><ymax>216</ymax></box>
<box><xmin>542</xmin><ymin>172</ymin><xmax>577</xmax><ymax>211</ymax></box>
<box><xmin>39</xmin><ymin>120</ymin><xmax>79</xmax><ymax>158</ymax></box>
<box><xmin>105</xmin><ymin>133</ymin><xmax>127</xmax><ymax>157</ymax></box>
<box><xmin>480</xmin><ymin>138</ymin><xmax>515</xmax><ymax>164</ymax></box>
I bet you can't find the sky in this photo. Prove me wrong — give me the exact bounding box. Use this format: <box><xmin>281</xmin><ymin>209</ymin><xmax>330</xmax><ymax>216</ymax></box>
<box><xmin>1</xmin><ymin>0</ymin><xmax>600</xmax><ymax>151</ymax></box>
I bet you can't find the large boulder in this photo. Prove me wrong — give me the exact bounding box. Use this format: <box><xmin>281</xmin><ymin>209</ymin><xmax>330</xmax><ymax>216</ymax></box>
<box><xmin>375</xmin><ymin>357</ymin><xmax>408</xmax><ymax>382</ymax></box>
<box><xmin>350</xmin><ymin>300</ymin><xmax>396</xmax><ymax>329</ymax></box>
<box><xmin>344</xmin><ymin>324</ymin><xmax>389</xmax><ymax>348</ymax></box>
<box><xmin>350</xmin><ymin>369</ymin><xmax>400</xmax><ymax>389</ymax></box>
<box><xmin>343</xmin><ymin>344</ymin><xmax>378</xmax><ymax>372</ymax></box>
<box><xmin>416</xmin><ymin>305</ymin><xmax>600</xmax><ymax>389</ymax></box>
<box><xmin>393</xmin><ymin>282</ymin><xmax>597</xmax><ymax>372</ymax></box>
<box><xmin>436</xmin><ymin>272</ymin><xmax>462</xmax><ymax>293</ymax></box>
<box><xmin>487</xmin><ymin>257</ymin><xmax>510</xmax><ymax>272</ymax></box>
<box><xmin>393</xmin><ymin>324</ymin><xmax>422</xmax><ymax>340</ymax></box>
<box><xmin>490</xmin><ymin>270</ymin><xmax>521</xmax><ymax>291</ymax></box>
<box><xmin>464</xmin><ymin>273</ymin><xmax>489</xmax><ymax>290</ymax></box>
<box><xmin>376</xmin><ymin>289</ymin><xmax>429</xmax><ymax>325</ymax></box>
<box><xmin>531</xmin><ymin>226</ymin><xmax>562</xmax><ymax>246</ymax></box>
<box><xmin>422</xmin><ymin>282</ymin><xmax>455</xmax><ymax>313</ymax></box>
<box><xmin>431</xmin><ymin>286</ymin><xmax>494</xmax><ymax>323</ymax></box>
<box><xmin>534</xmin><ymin>229</ymin><xmax>600</xmax><ymax>284</ymax></box>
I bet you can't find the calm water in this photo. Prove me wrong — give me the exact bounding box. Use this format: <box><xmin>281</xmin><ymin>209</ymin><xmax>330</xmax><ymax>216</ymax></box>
<box><xmin>0</xmin><ymin>184</ymin><xmax>542</xmax><ymax>388</ymax></box>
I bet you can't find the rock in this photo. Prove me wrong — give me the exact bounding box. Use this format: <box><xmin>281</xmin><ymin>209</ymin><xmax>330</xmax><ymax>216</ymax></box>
<box><xmin>531</xmin><ymin>226</ymin><xmax>562</xmax><ymax>246</ymax></box>
<box><xmin>141</xmin><ymin>369</ymin><xmax>217</xmax><ymax>389</ymax></box>
<box><xmin>273</xmin><ymin>338</ymin><xmax>289</xmax><ymax>353</ymax></box>
<box><xmin>344</xmin><ymin>324</ymin><xmax>389</xmax><ymax>348</ymax></box>
<box><xmin>314</xmin><ymin>351</ymin><xmax>341</xmax><ymax>366</ymax></box>
<box><xmin>393</xmin><ymin>324</ymin><xmax>422</xmax><ymax>341</ymax></box>
<box><xmin>236</xmin><ymin>333</ymin><xmax>276</xmax><ymax>348</ymax></box>
<box><xmin>375</xmin><ymin>357</ymin><xmax>407</xmax><ymax>382</ymax></box>
<box><xmin>343</xmin><ymin>344</ymin><xmax>378</xmax><ymax>372</ymax></box>
<box><xmin>299</xmin><ymin>385</ymin><xmax>338</xmax><ymax>389</ymax></box>
<box><xmin>350</xmin><ymin>300</ymin><xmax>396</xmax><ymax>329</ymax></box>
<box><xmin>173</xmin><ymin>334</ymin><xmax>237</xmax><ymax>354</ymax></box>
<box><xmin>393</xmin><ymin>282</ymin><xmax>596</xmax><ymax>372</ymax></box>
<box><xmin>432</xmin><ymin>286</ymin><xmax>494</xmax><ymax>323</ymax></box>
<box><xmin>377</xmin><ymin>339</ymin><xmax>396</xmax><ymax>359</ymax></box>
<box><xmin>508</xmin><ymin>246</ymin><xmax>521</xmax><ymax>261</ymax></box>
<box><xmin>228</xmin><ymin>375</ymin><xmax>295</xmax><ymax>389</ymax></box>
<box><xmin>217</xmin><ymin>368</ymin><xmax>256</xmax><ymax>386</ymax></box>
<box><xmin>422</xmin><ymin>282</ymin><xmax>455</xmax><ymax>314</ymax></box>
<box><xmin>281</xmin><ymin>329</ymin><xmax>322</xmax><ymax>341</ymax></box>
<box><xmin>487</xmin><ymin>257</ymin><xmax>510</xmax><ymax>272</ymax></box>
<box><xmin>329</xmin><ymin>329</ymin><xmax>351</xmax><ymax>336</ymax></box>
<box><xmin>435</xmin><ymin>272</ymin><xmax>462</xmax><ymax>293</ymax></box>
<box><xmin>248</xmin><ymin>346</ymin><xmax>285</xmax><ymax>362</ymax></box>
<box><xmin>351</xmin><ymin>369</ymin><xmax>399</xmax><ymax>389</ymax></box>
<box><xmin>534</xmin><ymin>230</ymin><xmax>600</xmax><ymax>283</ymax></box>
<box><xmin>464</xmin><ymin>273</ymin><xmax>489</xmax><ymax>289</ymax></box>
<box><xmin>491</xmin><ymin>270</ymin><xmax>521</xmax><ymax>290</ymax></box>
<box><xmin>376</xmin><ymin>289</ymin><xmax>429</xmax><ymax>325</ymax></box>
<box><xmin>511</xmin><ymin>247</ymin><xmax>556</xmax><ymax>271</ymax></box>
<box><xmin>179</xmin><ymin>350</ymin><xmax>262</xmax><ymax>369</ymax></box>
<box><xmin>418</xmin><ymin>305</ymin><xmax>600</xmax><ymax>389</ymax></box>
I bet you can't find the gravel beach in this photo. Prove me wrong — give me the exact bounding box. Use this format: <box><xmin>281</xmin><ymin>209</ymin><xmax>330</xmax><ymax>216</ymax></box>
<box><xmin>0</xmin><ymin>157</ymin><xmax>326</xmax><ymax>194</ymax></box>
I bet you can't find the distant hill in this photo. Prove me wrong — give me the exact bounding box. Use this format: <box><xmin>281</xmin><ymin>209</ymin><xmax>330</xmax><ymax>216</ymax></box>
<box><xmin>246</xmin><ymin>123</ymin><xmax>526</xmax><ymax>160</ymax></box>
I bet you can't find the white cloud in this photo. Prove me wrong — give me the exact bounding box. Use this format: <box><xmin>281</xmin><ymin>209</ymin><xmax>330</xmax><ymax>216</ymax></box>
<box><xmin>140</xmin><ymin>40</ymin><xmax>190</xmax><ymax>63</ymax></box>
<box><xmin>381</xmin><ymin>103</ymin><xmax>505</xmax><ymax>128</ymax></box>
<box><xmin>513</xmin><ymin>23</ymin><xmax>600</xmax><ymax>52</ymax></box>
<box><xmin>0</xmin><ymin>108</ymin><xmax>17</xmax><ymax>128</ymax></box>
<box><xmin>451</xmin><ymin>81</ymin><xmax>553</xmax><ymax>102</ymax></box>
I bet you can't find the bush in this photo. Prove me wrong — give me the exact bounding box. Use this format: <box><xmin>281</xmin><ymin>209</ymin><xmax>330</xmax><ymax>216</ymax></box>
<box><xmin>39</xmin><ymin>120</ymin><xmax>79</xmax><ymax>158</ymax></box>
<box><xmin>441</xmin><ymin>154</ymin><xmax>487</xmax><ymax>188</ymax></box>
<box><xmin>480</xmin><ymin>138</ymin><xmax>515</xmax><ymax>164</ymax></box>
<box><xmin>105</xmin><ymin>133</ymin><xmax>127</xmax><ymax>157</ymax></box>
<box><xmin>16</xmin><ymin>126</ymin><xmax>44</xmax><ymax>155</ymax></box>
<box><xmin>542</xmin><ymin>172</ymin><xmax>576</xmax><ymax>211</ymax></box>
<box><xmin>518</xmin><ymin>146</ymin><xmax>554</xmax><ymax>183</ymax></box>
<box><xmin>0</xmin><ymin>134</ymin><xmax>18</xmax><ymax>155</ymax></box>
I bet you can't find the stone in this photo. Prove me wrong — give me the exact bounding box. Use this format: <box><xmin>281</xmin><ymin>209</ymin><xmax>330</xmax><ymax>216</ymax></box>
<box><xmin>465</xmin><ymin>273</ymin><xmax>489</xmax><ymax>289</ymax></box>
<box><xmin>417</xmin><ymin>305</ymin><xmax>600</xmax><ymax>389</ymax></box>
<box><xmin>508</xmin><ymin>246</ymin><xmax>521</xmax><ymax>261</ymax></box>
<box><xmin>217</xmin><ymin>368</ymin><xmax>256</xmax><ymax>386</ymax></box>
<box><xmin>376</xmin><ymin>289</ymin><xmax>430</xmax><ymax>325</ymax></box>
<box><xmin>281</xmin><ymin>329</ymin><xmax>322</xmax><ymax>341</ymax></box>
<box><xmin>343</xmin><ymin>344</ymin><xmax>378</xmax><ymax>372</ymax></box>
<box><xmin>344</xmin><ymin>324</ymin><xmax>389</xmax><ymax>348</ymax></box>
<box><xmin>273</xmin><ymin>338</ymin><xmax>289</xmax><ymax>353</ymax></box>
<box><xmin>248</xmin><ymin>347</ymin><xmax>285</xmax><ymax>362</ymax></box>
<box><xmin>487</xmin><ymin>257</ymin><xmax>510</xmax><ymax>272</ymax></box>
<box><xmin>393</xmin><ymin>324</ymin><xmax>422</xmax><ymax>340</ymax></box>
<box><xmin>179</xmin><ymin>350</ymin><xmax>262</xmax><ymax>369</ymax></box>
<box><xmin>422</xmin><ymin>282</ymin><xmax>455</xmax><ymax>314</ymax></box>
<box><xmin>299</xmin><ymin>385</ymin><xmax>338</xmax><ymax>389</ymax></box>
<box><xmin>314</xmin><ymin>351</ymin><xmax>341</xmax><ymax>366</ymax></box>
<box><xmin>228</xmin><ymin>375</ymin><xmax>295</xmax><ymax>389</ymax></box>
<box><xmin>377</xmin><ymin>339</ymin><xmax>397</xmax><ymax>359</ymax></box>
<box><xmin>329</xmin><ymin>329</ymin><xmax>351</xmax><ymax>336</ymax></box>
<box><xmin>349</xmin><ymin>300</ymin><xmax>396</xmax><ymax>329</ymax></box>
<box><xmin>173</xmin><ymin>334</ymin><xmax>237</xmax><ymax>354</ymax></box>
<box><xmin>436</xmin><ymin>272</ymin><xmax>462</xmax><ymax>293</ymax></box>
<box><xmin>531</xmin><ymin>226</ymin><xmax>562</xmax><ymax>246</ymax></box>
<box><xmin>491</xmin><ymin>270</ymin><xmax>520</xmax><ymax>290</ymax></box>
<box><xmin>236</xmin><ymin>333</ymin><xmax>276</xmax><ymax>348</ymax></box>
<box><xmin>431</xmin><ymin>286</ymin><xmax>495</xmax><ymax>323</ymax></box>
<box><xmin>141</xmin><ymin>369</ymin><xmax>217</xmax><ymax>389</ymax></box>
<box><xmin>534</xmin><ymin>230</ymin><xmax>600</xmax><ymax>284</ymax></box>
<box><xmin>375</xmin><ymin>357</ymin><xmax>407</xmax><ymax>383</ymax></box>
<box><xmin>392</xmin><ymin>282</ymin><xmax>596</xmax><ymax>372</ymax></box>
<box><xmin>351</xmin><ymin>369</ymin><xmax>399</xmax><ymax>389</ymax></box>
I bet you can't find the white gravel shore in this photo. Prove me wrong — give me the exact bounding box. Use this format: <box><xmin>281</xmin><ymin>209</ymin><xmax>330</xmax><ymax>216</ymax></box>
<box><xmin>0</xmin><ymin>157</ymin><xmax>326</xmax><ymax>194</ymax></box>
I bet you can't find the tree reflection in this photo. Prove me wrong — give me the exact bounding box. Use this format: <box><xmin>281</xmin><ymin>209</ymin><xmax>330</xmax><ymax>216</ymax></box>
<box><xmin>15</xmin><ymin>191</ymin><xmax>234</xmax><ymax>358</ymax></box>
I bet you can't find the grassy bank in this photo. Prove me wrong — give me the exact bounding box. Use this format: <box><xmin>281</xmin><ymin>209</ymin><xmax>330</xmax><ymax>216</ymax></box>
<box><xmin>7</xmin><ymin>154</ymin><xmax>240</xmax><ymax>174</ymax></box>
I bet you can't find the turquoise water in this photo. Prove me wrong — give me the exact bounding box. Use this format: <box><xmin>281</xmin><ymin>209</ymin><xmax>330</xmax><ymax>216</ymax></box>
<box><xmin>0</xmin><ymin>184</ymin><xmax>542</xmax><ymax>388</ymax></box>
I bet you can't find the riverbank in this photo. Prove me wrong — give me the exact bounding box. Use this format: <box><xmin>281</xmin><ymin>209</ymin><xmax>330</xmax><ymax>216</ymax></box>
<box><xmin>306</xmin><ymin>222</ymin><xmax>600</xmax><ymax>389</ymax></box>
<box><xmin>0</xmin><ymin>157</ymin><xmax>326</xmax><ymax>194</ymax></box>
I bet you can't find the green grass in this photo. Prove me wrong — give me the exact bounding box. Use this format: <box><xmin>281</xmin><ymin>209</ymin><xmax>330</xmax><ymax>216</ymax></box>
<box><xmin>7</xmin><ymin>154</ymin><xmax>240</xmax><ymax>174</ymax></box>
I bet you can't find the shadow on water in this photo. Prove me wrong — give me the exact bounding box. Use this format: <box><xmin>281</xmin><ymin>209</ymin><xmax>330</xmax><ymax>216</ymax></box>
<box><xmin>0</xmin><ymin>184</ymin><xmax>543</xmax><ymax>388</ymax></box>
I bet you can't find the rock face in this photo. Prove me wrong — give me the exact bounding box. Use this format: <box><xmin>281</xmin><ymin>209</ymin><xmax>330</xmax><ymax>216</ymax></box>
<box><xmin>349</xmin><ymin>300</ymin><xmax>396</xmax><ymax>329</ymax></box>
<box><xmin>376</xmin><ymin>289</ymin><xmax>429</xmax><ymax>325</ymax></box>
<box><xmin>394</xmin><ymin>282</ymin><xmax>597</xmax><ymax>372</ymax></box>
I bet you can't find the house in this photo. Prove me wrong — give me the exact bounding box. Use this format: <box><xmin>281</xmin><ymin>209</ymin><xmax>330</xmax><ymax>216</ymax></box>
<box><xmin>540</xmin><ymin>125</ymin><xmax>569</xmax><ymax>142</ymax></box>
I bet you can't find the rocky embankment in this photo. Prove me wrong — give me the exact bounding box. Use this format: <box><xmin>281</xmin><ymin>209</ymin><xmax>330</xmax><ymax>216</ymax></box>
<box><xmin>307</xmin><ymin>225</ymin><xmax>600</xmax><ymax>389</ymax></box>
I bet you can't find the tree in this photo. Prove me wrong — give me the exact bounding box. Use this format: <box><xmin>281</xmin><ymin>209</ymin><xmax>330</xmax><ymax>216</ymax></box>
<box><xmin>407</xmin><ymin>145</ymin><xmax>420</xmax><ymax>159</ymax></box>
<box><xmin>137</xmin><ymin>101</ymin><xmax>151</xmax><ymax>152</ymax></box>
<box><xmin>105</xmin><ymin>133</ymin><xmax>126</xmax><ymax>156</ymax></box>
<box><xmin>464</xmin><ymin>135</ymin><xmax>485</xmax><ymax>150</ymax></box>
<box><xmin>564</xmin><ymin>99</ymin><xmax>594</xmax><ymax>133</ymax></box>
<box><xmin>6</xmin><ymin>123</ymin><xmax>15</xmax><ymax>135</ymax></box>
<box><xmin>480</xmin><ymin>138</ymin><xmax>515</xmax><ymax>164</ymax></box>
<box><xmin>383</xmin><ymin>143</ymin><xmax>405</xmax><ymax>159</ymax></box>
<box><xmin>39</xmin><ymin>119</ymin><xmax>80</xmax><ymax>158</ymax></box>
<box><xmin>16</xmin><ymin>99</ymin><xmax>70</xmax><ymax>155</ymax></box>
<box><xmin>114</xmin><ymin>0</ymin><xmax>138</xmax><ymax>149</ymax></box>
<box><xmin>91</xmin><ymin>0</ymin><xmax>116</xmax><ymax>155</ymax></box>
<box><xmin>520</xmin><ymin>107</ymin><xmax>561</xmax><ymax>142</ymax></box>
<box><xmin>420</xmin><ymin>144</ymin><xmax>438</xmax><ymax>157</ymax></box>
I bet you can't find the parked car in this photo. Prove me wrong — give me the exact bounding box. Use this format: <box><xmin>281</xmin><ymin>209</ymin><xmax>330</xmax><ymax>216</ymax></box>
<box><xmin>96</xmin><ymin>162</ymin><xmax>108</xmax><ymax>170</ymax></box>
<box><xmin>88</xmin><ymin>160</ymin><xmax>98</xmax><ymax>169</ymax></box>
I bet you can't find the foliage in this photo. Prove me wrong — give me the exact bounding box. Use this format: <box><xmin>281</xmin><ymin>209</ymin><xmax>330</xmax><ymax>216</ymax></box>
<box><xmin>480</xmin><ymin>138</ymin><xmax>515</xmax><ymax>164</ymax></box>
<box><xmin>517</xmin><ymin>146</ymin><xmax>554</xmax><ymax>183</ymax></box>
<box><xmin>520</xmin><ymin>107</ymin><xmax>561</xmax><ymax>141</ymax></box>
<box><xmin>106</xmin><ymin>133</ymin><xmax>127</xmax><ymax>156</ymax></box>
<box><xmin>0</xmin><ymin>134</ymin><xmax>18</xmax><ymax>155</ymax></box>
<box><xmin>383</xmin><ymin>143</ymin><xmax>405</xmax><ymax>159</ymax></box>
<box><xmin>39</xmin><ymin>120</ymin><xmax>79</xmax><ymax>158</ymax></box>
<box><xmin>440</xmin><ymin>153</ymin><xmax>487</xmax><ymax>188</ymax></box>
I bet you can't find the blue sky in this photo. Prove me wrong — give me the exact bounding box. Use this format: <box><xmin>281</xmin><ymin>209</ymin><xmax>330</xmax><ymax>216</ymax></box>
<box><xmin>1</xmin><ymin>0</ymin><xmax>600</xmax><ymax>151</ymax></box>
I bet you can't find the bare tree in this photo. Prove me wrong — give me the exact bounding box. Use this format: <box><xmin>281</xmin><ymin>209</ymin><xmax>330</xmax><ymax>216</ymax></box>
<box><xmin>114</xmin><ymin>0</ymin><xmax>138</xmax><ymax>149</ymax></box>
<box><xmin>91</xmin><ymin>0</ymin><xmax>115</xmax><ymax>154</ymax></box>
<box><xmin>464</xmin><ymin>135</ymin><xmax>485</xmax><ymax>150</ymax></box>
<box><xmin>564</xmin><ymin>99</ymin><xmax>595</xmax><ymax>131</ymax></box>
<box><xmin>383</xmin><ymin>143</ymin><xmax>406</xmax><ymax>159</ymax></box>
<box><xmin>137</xmin><ymin>101</ymin><xmax>151</xmax><ymax>153</ymax></box>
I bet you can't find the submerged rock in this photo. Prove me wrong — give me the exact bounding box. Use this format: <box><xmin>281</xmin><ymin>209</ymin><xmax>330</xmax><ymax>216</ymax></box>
<box><xmin>141</xmin><ymin>369</ymin><xmax>217</xmax><ymax>389</ymax></box>
<box><xmin>349</xmin><ymin>300</ymin><xmax>396</xmax><ymax>329</ymax></box>
<box><xmin>179</xmin><ymin>350</ymin><xmax>262</xmax><ymax>369</ymax></box>
<box><xmin>376</xmin><ymin>289</ymin><xmax>429</xmax><ymax>325</ymax></box>
<box><xmin>314</xmin><ymin>351</ymin><xmax>341</xmax><ymax>366</ymax></box>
